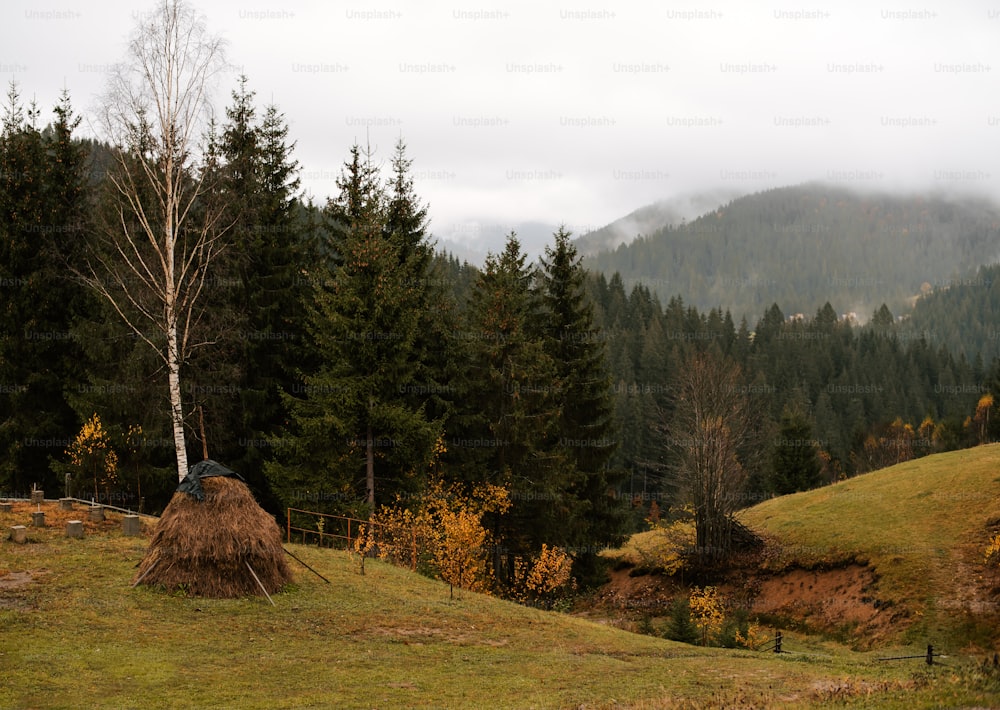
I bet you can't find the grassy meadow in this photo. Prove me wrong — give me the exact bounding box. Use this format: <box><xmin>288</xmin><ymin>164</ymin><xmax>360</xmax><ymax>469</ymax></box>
<box><xmin>740</xmin><ymin>443</ymin><xmax>1000</xmax><ymax>648</ymax></box>
<box><xmin>2</xmin><ymin>446</ymin><xmax>1000</xmax><ymax>708</ymax></box>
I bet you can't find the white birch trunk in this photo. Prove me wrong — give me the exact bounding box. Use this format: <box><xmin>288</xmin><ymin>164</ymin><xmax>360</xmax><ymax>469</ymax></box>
<box><xmin>83</xmin><ymin>0</ymin><xmax>227</xmax><ymax>483</ymax></box>
<box><xmin>167</xmin><ymin>323</ymin><xmax>188</xmax><ymax>481</ymax></box>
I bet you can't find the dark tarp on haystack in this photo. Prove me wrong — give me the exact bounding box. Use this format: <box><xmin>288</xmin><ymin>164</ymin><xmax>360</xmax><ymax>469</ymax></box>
<box><xmin>176</xmin><ymin>459</ymin><xmax>244</xmax><ymax>501</ymax></box>
<box><xmin>132</xmin><ymin>459</ymin><xmax>292</xmax><ymax>598</ymax></box>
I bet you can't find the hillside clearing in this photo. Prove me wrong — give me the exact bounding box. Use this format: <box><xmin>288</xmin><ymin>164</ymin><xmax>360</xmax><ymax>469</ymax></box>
<box><xmin>599</xmin><ymin>444</ymin><xmax>1000</xmax><ymax>655</ymax></box>
<box><xmin>740</xmin><ymin>444</ymin><xmax>1000</xmax><ymax>648</ymax></box>
<box><xmin>2</xmin><ymin>502</ymin><xmax>999</xmax><ymax>708</ymax></box>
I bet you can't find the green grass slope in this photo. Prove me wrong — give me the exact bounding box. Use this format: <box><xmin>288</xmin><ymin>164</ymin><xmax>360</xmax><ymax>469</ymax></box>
<box><xmin>1</xmin><ymin>503</ymin><xmax>999</xmax><ymax>708</ymax></box>
<box><xmin>740</xmin><ymin>443</ymin><xmax>1000</xmax><ymax>648</ymax></box>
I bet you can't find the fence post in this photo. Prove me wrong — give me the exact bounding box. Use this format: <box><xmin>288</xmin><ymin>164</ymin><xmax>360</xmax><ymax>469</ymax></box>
<box><xmin>412</xmin><ymin>527</ymin><xmax>417</xmax><ymax>571</ymax></box>
<box><xmin>926</xmin><ymin>644</ymin><xmax>934</xmax><ymax>665</ymax></box>
<box><xmin>287</xmin><ymin>509</ymin><xmax>291</xmax><ymax>544</ymax></box>
<box><xmin>774</xmin><ymin>631</ymin><xmax>782</xmax><ymax>654</ymax></box>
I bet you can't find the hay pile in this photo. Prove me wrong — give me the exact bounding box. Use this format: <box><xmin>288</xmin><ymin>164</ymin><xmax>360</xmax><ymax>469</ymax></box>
<box><xmin>133</xmin><ymin>475</ymin><xmax>292</xmax><ymax>598</ymax></box>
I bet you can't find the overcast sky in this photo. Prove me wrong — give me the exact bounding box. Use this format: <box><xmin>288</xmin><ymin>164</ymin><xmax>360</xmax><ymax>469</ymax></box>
<box><xmin>3</xmin><ymin>0</ymin><xmax>998</xmax><ymax>256</ymax></box>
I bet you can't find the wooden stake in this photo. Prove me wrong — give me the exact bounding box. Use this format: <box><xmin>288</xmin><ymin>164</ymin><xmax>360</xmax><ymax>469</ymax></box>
<box><xmin>197</xmin><ymin>405</ymin><xmax>209</xmax><ymax>461</ymax></box>
<box><xmin>131</xmin><ymin>558</ymin><xmax>159</xmax><ymax>588</ymax></box>
<box><xmin>245</xmin><ymin>561</ymin><xmax>275</xmax><ymax>606</ymax></box>
<box><xmin>284</xmin><ymin>547</ymin><xmax>331</xmax><ymax>583</ymax></box>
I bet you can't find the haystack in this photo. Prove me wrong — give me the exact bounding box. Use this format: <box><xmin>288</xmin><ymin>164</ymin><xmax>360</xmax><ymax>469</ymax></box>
<box><xmin>133</xmin><ymin>460</ymin><xmax>291</xmax><ymax>598</ymax></box>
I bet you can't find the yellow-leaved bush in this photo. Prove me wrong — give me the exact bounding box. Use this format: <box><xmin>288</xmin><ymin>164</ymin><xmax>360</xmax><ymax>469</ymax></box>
<box><xmin>733</xmin><ymin>619</ymin><xmax>768</xmax><ymax>650</ymax></box>
<box><xmin>985</xmin><ymin>534</ymin><xmax>1000</xmax><ymax>566</ymax></box>
<box><xmin>646</xmin><ymin>508</ymin><xmax>696</xmax><ymax>575</ymax></box>
<box><xmin>357</xmin><ymin>437</ymin><xmax>579</xmax><ymax>602</ymax></box>
<box><xmin>688</xmin><ymin>585</ymin><xmax>726</xmax><ymax>646</ymax></box>
<box><xmin>65</xmin><ymin>413</ymin><xmax>119</xmax><ymax>501</ymax></box>
<box><xmin>512</xmin><ymin>544</ymin><xmax>575</xmax><ymax>606</ymax></box>
<box><xmin>359</xmin><ymin>469</ymin><xmax>511</xmax><ymax>595</ymax></box>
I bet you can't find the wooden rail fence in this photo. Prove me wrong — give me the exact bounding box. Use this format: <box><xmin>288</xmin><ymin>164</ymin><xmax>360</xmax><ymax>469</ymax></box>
<box><xmin>286</xmin><ymin>508</ymin><xmax>421</xmax><ymax>570</ymax></box>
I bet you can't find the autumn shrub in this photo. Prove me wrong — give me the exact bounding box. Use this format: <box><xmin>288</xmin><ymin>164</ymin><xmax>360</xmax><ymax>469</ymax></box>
<box><xmin>985</xmin><ymin>534</ymin><xmax>1000</xmax><ymax>567</ymax></box>
<box><xmin>664</xmin><ymin>588</ymin><xmax>764</xmax><ymax>649</ymax></box>
<box><xmin>65</xmin><ymin>413</ymin><xmax>119</xmax><ymax>501</ymax></box>
<box><xmin>363</xmin><ymin>474</ymin><xmax>510</xmax><ymax>596</ymax></box>
<box><xmin>511</xmin><ymin>544</ymin><xmax>575</xmax><ymax>607</ymax></box>
<box><xmin>647</xmin><ymin>516</ymin><xmax>696</xmax><ymax>575</ymax></box>
<box><xmin>614</xmin><ymin>506</ymin><xmax>696</xmax><ymax>574</ymax></box>
<box><xmin>689</xmin><ymin>586</ymin><xmax>726</xmax><ymax>646</ymax></box>
<box><xmin>719</xmin><ymin>608</ymin><xmax>767</xmax><ymax>649</ymax></box>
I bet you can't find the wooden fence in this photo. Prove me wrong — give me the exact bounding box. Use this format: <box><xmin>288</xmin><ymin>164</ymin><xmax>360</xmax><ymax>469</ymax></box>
<box><xmin>286</xmin><ymin>508</ymin><xmax>421</xmax><ymax>570</ymax></box>
<box><xmin>877</xmin><ymin>644</ymin><xmax>942</xmax><ymax>666</ymax></box>
<box><xmin>759</xmin><ymin>632</ymin><xmax>943</xmax><ymax>666</ymax></box>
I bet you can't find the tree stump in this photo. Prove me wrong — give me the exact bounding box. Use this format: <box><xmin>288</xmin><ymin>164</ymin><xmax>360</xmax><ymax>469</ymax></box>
<box><xmin>10</xmin><ymin>525</ymin><xmax>27</xmax><ymax>543</ymax></box>
<box><xmin>59</xmin><ymin>498</ymin><xmax>74</xmax><ymax>511</ymax></box>
<box><xmin>122</xmin><ymin>515</ymin><xmax>141</xmax><ymax>537</ymax></box>
<box><xmin>88</xmin><ymin>506</ymin><xmax>105</xmax><ymax>523</ymax></box>
<box><xmin>30</xmin><ymin>491</ymin><xmax>44</xmax><ymax>504</ymax></box>
<box><xmin>66</xmin><ymin>520</ymin><xmax>84</xmax><ymax>539</ymax></box>
<box><xmin>31</xmin><ymin>511</ymin><xmax>45</xmax><ymax>528</ymax></box>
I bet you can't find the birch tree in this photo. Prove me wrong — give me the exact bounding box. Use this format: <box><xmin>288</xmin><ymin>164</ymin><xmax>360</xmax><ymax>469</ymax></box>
<box><xmin>84</xmin><ymin>0</ymin><xmax>228</xmax><ymax>480</ymax></box>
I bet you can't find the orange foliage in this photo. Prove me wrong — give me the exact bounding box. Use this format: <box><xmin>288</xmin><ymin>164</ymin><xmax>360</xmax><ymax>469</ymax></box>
<box><xmin>688</xmin><ymin>586</ymin><xmax>725</xmax><ymax>646</ymax></box>
<box><xmin>512</xmin><ymin>544</ymin><xmax>575</xmax><ymax>606</ymax></box>
<box><xmin>65</xmin><ymin>413</ymin><xmax>119</xmax><ymax>501</ymax></box>
<box><xmin>364</xmin><ymin>470</ymin><xmax>510</xmax><ymax>595</ymax></box>
<box><xmin>974</xmin><ymin>394</ymin><xmax>994</xmax><ymax>445</ymax></box>
<box><xmin>985</xmin><ymin>534</ymin><xmax>1000</xmax><ymax>567</ymax></box>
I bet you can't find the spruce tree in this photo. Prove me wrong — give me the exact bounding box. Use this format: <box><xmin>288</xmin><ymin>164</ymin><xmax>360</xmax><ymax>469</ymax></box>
<box><xmin>273</xmin><ymin>144</ymin><xmax>438</xmax><ymax>513</ymax></box>
<box><xmin>0</xmin><ymin>85</ymin><xmax>91</xmax><ymax>495</ymax></box>
<box><xmin>539</xmin><ymin>227</ymin><xmax>625</xmax><ymax>581</ymax></box>
<box><xmin>210</xmin><ymin>78</ymin><xmax>309</xmax><ymax>507</ymax></box>
<box><xmin>771</xmin><ymin>398</ymin><xmax>822</xmax><ymax>494</ymax></box>
<box><xmin>461</xmin><ymin>233</ymin><xmax>562</xmax><ymax>584</ymax></box>
<box><xmin>384</xmin><ymin>139</ymin><xmax>451</xmax><ymax>427</ymax></box>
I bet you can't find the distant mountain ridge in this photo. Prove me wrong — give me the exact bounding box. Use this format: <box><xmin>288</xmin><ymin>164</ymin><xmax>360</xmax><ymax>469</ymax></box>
<box><xmin>573</xmin><ymin>190</ymin><xmax>740</xmax><ymax>256</ymax></box>
<box><xmin>433</xmin><ymin>220</ymin><xmax>563</xmax><ymax>264</ymax></box>
<box><xmin>582</xmin><ymin>183</ymin><xmax>1000</xmax><ymax>324</ymax></box>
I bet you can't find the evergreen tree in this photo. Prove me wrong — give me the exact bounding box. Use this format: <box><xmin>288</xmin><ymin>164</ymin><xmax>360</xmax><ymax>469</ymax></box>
<box><xmin>770</xmin><ymin>398</ymin><xmax>822</xmax><ymax>494</ymax></box>
<box><xmin>0</xmin><ymin>85</ymin><xmax>91</xmax><ymax>495</ymax></box>
<box><xmin>384</xmin><ymin>138</ymin><xmax>451</xmax><ymax>427</ymax></box>
<box><xmin>461</xmin><ymin>233</ymin><xmax>562</xmax><ymax>585</ymax></box>
<box><xmin>539</xmin><ymin>227</ymin><xmax>625</xmax><ymax>582</ymax></box>
<box><xmin>210</xmin><ymin>78</ymin><xmax>310</xmax><ymax>509</ymax></box>
<box><xmin>664</xmin><ymin>595</ymin><xmax>700</xmax><ymax>644</ymax></box>
<box><xmin>272</xmin><ymin>143</ymin><xmax>438</xmax><ymax>513</ymax></box>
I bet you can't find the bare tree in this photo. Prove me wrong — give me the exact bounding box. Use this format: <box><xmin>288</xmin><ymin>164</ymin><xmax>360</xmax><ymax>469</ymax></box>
<box><xmin>83</xmin><ymin>0</ymin><xmax>228</xmax><ymax>481</ymax></box>
<box><xmin>667</xmin><ymin>350</ymin><xmax>759</xmax><ymax>562</ymax></box>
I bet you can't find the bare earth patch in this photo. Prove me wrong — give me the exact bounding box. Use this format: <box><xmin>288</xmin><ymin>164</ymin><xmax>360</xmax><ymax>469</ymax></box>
<box><xmin>583</xmin><ymin>558</ymin><xmax>911</xmax><ymax>646</ymax></box>
<box><xmin>750</xmin><ymin>564</ymin><xmax>885</xmax><ymax>630</ymax></box>
<box><xmin>0</xmin><ymin>569</ymin><xmax>46</xmax><ymax>610</ymax></box>
<box><xmin>0</xmin><ymin>570</ymin><xmax>36</xmax><ymax>590</ymax></box>
<box><xmin>581</xmin><ymin>566</ymin><xmax>681</xmax><ymax>616</ymax></box>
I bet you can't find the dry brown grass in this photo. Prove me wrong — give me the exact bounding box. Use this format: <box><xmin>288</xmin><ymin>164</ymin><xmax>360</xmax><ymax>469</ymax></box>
<box><xmin>133</xmin><ymin>476</ymin><xmax>291</xmax><ymax>597</ymax></box>
<box><xmin>2</xmin><ymin>499</ymin><xmax>154</xmax><ymax>535</ymax></box>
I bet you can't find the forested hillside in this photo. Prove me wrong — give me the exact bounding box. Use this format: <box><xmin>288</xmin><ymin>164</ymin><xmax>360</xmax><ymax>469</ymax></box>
<box><xmin>578</xmin><ymin>277</ymin><xmax>994</xmax><ymax>516</ymax></box>
<box><xmin>900</xmin><ymin>263</ymin><xmax>1000</xmax><ymax>363</ymax></box>
<box><xmin>583</xmin><ymin>184</ymin><xmax>1000</xmax><ymax>323</ymax></box>
<box><xmin>4</xmin><ymin>72</ymin><xmax>1000</xmax><ymax>597</ymax></box>
<box><xmin>572</xmin><ymin>190</ymin><xmax>738</xmax><ymax>256</ymax></box>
